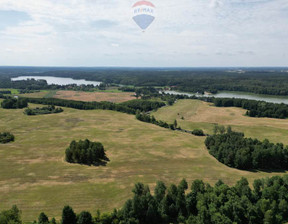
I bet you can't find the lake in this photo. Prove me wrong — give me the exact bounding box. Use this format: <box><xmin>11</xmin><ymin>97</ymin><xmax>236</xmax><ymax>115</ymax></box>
<box><xmin>11</xmin><ymin>76</ymin><xmax>101</xmax><ymax>86</ymax></box>
<box><xmin>10</xmin><ymin>76</ymin><xmax>288</xmax><ymax>104</ymax></box>
<box><xmin>163</xmin><ymin>90</ymin><xmax>288</xmax><ymax>105</ymax></box>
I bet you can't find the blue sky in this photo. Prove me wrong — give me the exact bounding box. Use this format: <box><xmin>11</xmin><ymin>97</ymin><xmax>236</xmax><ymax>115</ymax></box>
<box><xmin>0</xmin><ymin>0</ymin><xmax>287</xmax><ymax>67</ymax></box>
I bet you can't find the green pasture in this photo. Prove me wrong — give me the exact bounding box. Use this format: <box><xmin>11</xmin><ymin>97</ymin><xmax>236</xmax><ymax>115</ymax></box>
<box><xmin>0</xmin><ymin>99</ymin><xmax>287</xmax><ymax>222</ymax></box>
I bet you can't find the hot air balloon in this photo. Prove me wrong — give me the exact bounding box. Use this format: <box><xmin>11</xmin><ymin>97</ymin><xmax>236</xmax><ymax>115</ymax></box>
<box><xmin>132</xmin><ymin>1</ymin><xmax>155</xmax><ymax>31</ymax></box>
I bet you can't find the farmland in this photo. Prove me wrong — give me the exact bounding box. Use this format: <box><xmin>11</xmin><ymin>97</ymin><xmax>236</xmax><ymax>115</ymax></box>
<box><xmin>153</xmin><ymin>99</ymin><xmax>288</xmax><ymax>145</ymax></box>
<box><xmin>17</xmin><ymin>90</ymin><xmax>135</xmax><ymax>103</ymax></box>
<box><xmin>53</xmin><ymin>90</ymin><xmax>135</xmax><ymax>103</ymax></box>
<box><xmin>0</xmin><ymin>98</ymin><xmax>287</xmax><ymax>222</ymax></box>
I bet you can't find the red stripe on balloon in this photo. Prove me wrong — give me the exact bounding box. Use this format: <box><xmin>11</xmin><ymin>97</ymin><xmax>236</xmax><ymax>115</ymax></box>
<box><xmin>133</xmin><ymin>1</ymin><xmax>155</xmax><ymax>8</ymax></box>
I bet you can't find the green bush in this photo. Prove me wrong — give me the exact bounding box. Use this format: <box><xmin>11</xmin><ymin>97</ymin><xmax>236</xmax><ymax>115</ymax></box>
<box><xmin>0</xmin><ymin>132</ymin><xmax>15</xmax><ymax>144</ymax></box>
<box><xmin>191</xmin><ymin>129</ymin><xmax>205</xmax><ymax>136</ymax></box>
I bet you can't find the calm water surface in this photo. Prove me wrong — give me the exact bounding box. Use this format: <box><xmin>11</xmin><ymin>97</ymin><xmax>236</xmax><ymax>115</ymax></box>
<box><xmin>12</xmin><ymin>76</ymin><xmax>101</xmax><ymax>86</ymax></box>
<box><xmin>163</xmin><ymin>90</ymin><xmax>288</xmax><ymax>104</ymax></box>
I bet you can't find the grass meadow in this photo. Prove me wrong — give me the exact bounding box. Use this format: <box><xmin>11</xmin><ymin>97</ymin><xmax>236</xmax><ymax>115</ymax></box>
<box><xmin>0</xmin><ymin>99</ymin><xmax>287</xmax><ymax>222</ymax></box>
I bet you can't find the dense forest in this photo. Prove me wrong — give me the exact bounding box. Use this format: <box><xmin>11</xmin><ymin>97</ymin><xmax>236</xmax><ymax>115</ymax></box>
<box><xmin>10</xmin><ymin>69</ymin><xmax>288</xmax><ymax>95</ymax></box>
<box><xmin>205</xmin><ymin>128</ymin><xmax>288</xmax><ymax>170</ymax></box>
<box><xmin>65</xmin><ymin>139</ymin><xmax>108</xmax><ymax>166</ymax></box>
<box><xmin>0</xmin><ymin>132</ymin><xmax>15</xmax><ymax>144</ymax></box>
<box><xmin>1</xmin><ymin>98</ymin><xmax>28</xmax><ymax>109</ymax></box>
<box><xmin>24</xmin><ymin>106</ymin><xmax>63</xmax><ymax>116</ymax></box>
<box><xmin>2</xmin><ymin>67</ymin><xmax>288</xmax><ymax>96</ymax></box>
<box><xmin>3</xmin><ymin>175</ymin><xmax>288</xmax><ymax>224</ymax></box>
<box><xmin>0</xmin><ymin>77</ymin><xmax>104</xmax><ymax>92</ymax></box>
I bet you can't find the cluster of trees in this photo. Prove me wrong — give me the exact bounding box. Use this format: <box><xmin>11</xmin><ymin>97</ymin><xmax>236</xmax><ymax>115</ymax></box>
<box><xmin>118</xmin><ymin>87</ymin><xmax>136</xmax><ymax>92</ymax></box>
<box><xmin>1</xmin><ymin>98</ymin><xmax>28</xmax><ymax>109</ymax></box>
<box><xmin>0</xmin><ymin>90</ymin><xmax>11</xmax><ymax>94</ymax></box>
<box><xmin>22</xmin><ymin>97</ymin><xmax>136</xmax><ymax>114</ymax></box>
<box><xmin>0</xmin><ymin>132</ymin><xmax>15</xmax><ymax>144</ymax></box>
<box><xmin>111</xmin><ymin>176</ymin><xmax>288</xmax><ymax>224</ymax></box>
<box><xmin>35</xmin><ymin>206</ymin><xmax>93</xmax><ymax>224</ymax></box>
<box><xmin>0</xmin><ymin>78</ymin><xmax>104</xmax><ymax>92</ymax></box>
<box><xmin>65</xmin><ymin>139</ymin><xmax>109</xmax><ymax>166</ymax></box>
<box><xmin>6</xmin><ymin>175</ymin><xmax>288</xmax><ymax>223</ymax></box>
<box><xmin>19</xmin><ymin>89</ymin><xmax>40</xmax><ymax>94</ymax></box>
<box><xmin>22</xmin><ymin>97</ymin><xmax>166</xmax><ymax>115</ymax></box>
<box><xmin>0</xmin><ymin>205</ymin><xmax>22</xmax><ymax>224</ymax></box>
<box><xmin>120</xmin><ymin>100</ymin><xmax>166</xmax><ymax>112</ymax></box>
<box><xmin>135</xmin><ymin>112</ymin><xmax>207</xmax><ymax>137</ymax></box>
<box><xmin>191</xmin><ymin>129</ymin><xmax>205</xmax><ymax>136</ymax></box>
<box><xmin>136</xmin><ymin>111</ymin><xmax>178</xmax><ymax>130</ymax></box>
<box><xmin>214</xmin><ymin>98</ymin><xmax>288</xmax><ymax>119</ymax></box>
<box><xmin>135</xmin><ymin>87</ymin><xmax>160</xmax><ymax>99</ymax></box>
<box><xmin>205</xmin><ymin>128</ymin><xmax>288</xmax><ymax>170</ymax></box>
<box><xmin>213</xmin><ymin>98</ymin><xmax>288</xmax><ymax>119</ymax></box>
<box><xmin>24</xmin><ymin>105</ymin><xmax>63</xmax><ymax>116</ymax></box>
<box><xmin>0</xmin><ymin>78</ymin><xmax>48</xmax><ymax>90</ymax></box>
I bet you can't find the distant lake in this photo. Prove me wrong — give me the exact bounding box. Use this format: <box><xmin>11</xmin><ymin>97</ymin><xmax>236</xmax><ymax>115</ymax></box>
<box><xmin>163</xmin><ymin>90</ymin><xmax>288</xmax><ymax>105</ymax></box>
<box><xmin>11</xmin><ymin>76</ymin><xmax>101</xmax><ymax>86</ymax></box>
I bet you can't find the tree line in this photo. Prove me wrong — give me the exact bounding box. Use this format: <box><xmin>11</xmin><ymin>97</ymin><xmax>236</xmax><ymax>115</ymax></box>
<box><xmin>1</xmin><ymin>98</ymin><xmax>28</xmax><ymax>109</ymax></box>
<box><xmin>65</xmin><ymin>139</ymin><xmax>108</xmax><ymax>166</ymax></box>
<box><xmin>3</xmin><ymin>68</ymin><xmax>288</xmax><ymax>96</ymax></box>
<box><xmin>3</xmin><ymin>175</ymin><xmax>288</xmax><ymax>223</ymax></box>
<box><xmin>0</xmin><ymin>78</ymin><xmax>104</xmax><ymax>92</ymax></box>
<box><xmin>135</xmin><ymin>111</ymin><xmax>206</xmax><ymax>137</ymax></box>
<box><xmin>205</xmin><ymin>127</ymin><xmax>288</xmax><ymax>170</ymax></box>
<box><xmin>0</xmin><ymin>132</ymin><xmax>15</xmax><ymax>144</ymax></box>
<box><xmin>24</xmin><ymin>106</ymin><xmax>63</xmax><ymax>116</ymax></box>
<box><xmin>136</xmin><ymin>111</ymin><xmax>178</xmax><ymax>130</ymax></box>
<box><xmin>213</xmin><ymin>98</ymin><xmax>288</xmax><ymax>119</ymax></box>
<box><xmin>121</xmin><ymin>100</ymin><xmax>166</xmax><ymax>113</ymax></box>
<box><xmin>20</xmin><ymin>98</ymin><xmax>166</xmax><ymax>115</ymax></box>
<box><xmin>127</xmin><ymin>88</ymin><xmax>288</xmax><ymax>120</ymax></box>
<box><xmin>21</xmin><ymin>97</ymin><xmax>135</xmax><ymax>114</ymax></box>
<box><xmin>15</xmin><ymin>69</ymin><xmax>288</xmax><ymax>96</ymax></box>
<box><xmin>0</xmin><ymin>90</ymin><xmax>12</xmax><ymax>94</ymax></box>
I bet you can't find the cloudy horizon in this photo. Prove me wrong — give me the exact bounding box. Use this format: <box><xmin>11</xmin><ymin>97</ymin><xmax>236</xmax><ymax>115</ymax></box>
<box><xmin>0</xmin><ymin>0</ymin><xmax>287</xmax><ymax>67</ymax></box>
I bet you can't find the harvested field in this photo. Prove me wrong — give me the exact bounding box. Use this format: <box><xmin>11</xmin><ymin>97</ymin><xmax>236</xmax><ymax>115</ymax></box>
<box><xmin>54</xmin><ymin>90</ymin><xmax>135</xmax><ymax>103</ymax></box>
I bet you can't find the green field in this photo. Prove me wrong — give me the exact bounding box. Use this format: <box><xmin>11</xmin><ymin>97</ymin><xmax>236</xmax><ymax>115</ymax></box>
<box><xmin>0</xmin><ymin>88</ymin><xmax>19</xmax><ymax>94</ymax></box>
<box><xmin>0</xmin><ymin>99</ymin><xmax>287</xmax><ymax>222</ymax></box>
<box><xmin>153</xmin><ymin>99</ymin><xmax>288</xmax><ymax>145</ymax></box>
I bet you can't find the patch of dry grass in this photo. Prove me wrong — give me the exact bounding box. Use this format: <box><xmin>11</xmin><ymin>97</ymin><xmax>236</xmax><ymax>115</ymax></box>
<box><xmin>54</xmin><ymin>90</ymin><xmax>135</xmax><ymax>103</ymax></box>
<box><xmin>0</xmin><ymin>99</ymin><xmax>287</xmax><ymax>222</ymax></box>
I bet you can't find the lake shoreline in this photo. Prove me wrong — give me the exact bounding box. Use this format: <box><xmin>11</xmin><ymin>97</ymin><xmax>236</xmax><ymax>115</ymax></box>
<box><xmin>163</xmin><ymin>90</ymin><xmax>288</xmax><ymax>104</ymax></box>
<box><xmin>11</xmin><ymin>76</ymin><xmax>101</xmax><ymax>86</ymax></box>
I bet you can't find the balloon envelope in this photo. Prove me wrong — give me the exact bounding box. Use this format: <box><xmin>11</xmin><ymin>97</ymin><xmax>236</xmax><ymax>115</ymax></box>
<box><xmin>132</xmin><ymin>1</ymin><xmax>155</xmax><ymax>30</ymax></box>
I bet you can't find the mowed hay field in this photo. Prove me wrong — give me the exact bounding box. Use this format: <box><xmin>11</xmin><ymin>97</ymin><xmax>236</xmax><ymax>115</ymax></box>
<box><xmin>0</xmin><ymin>99</ymin><xmax>287</xmax><ymax>222</ymax></box>
<box><xmin>54</xmin><ymin>90</ymin><xmax>135</xmax><ymax>103</ymax></box>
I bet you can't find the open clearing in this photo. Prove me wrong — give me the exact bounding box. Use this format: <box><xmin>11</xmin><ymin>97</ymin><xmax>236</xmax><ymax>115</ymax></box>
<box><xmin>18</xmin><ymin>90</ymin><xmax>55</xmax><ymax>98</ymax></box>
<box><xmin>53</xmin><ymin>90</ymin><xmax>135</xmax><ymax>103</ymax></box>
<box><xmin>0</xmin><ymin>99</ymin><xmax>287</xmax><ymax>222</ymax></box>
<box><xmin>153</xmin><ymin>99</ymin><xmax>288</xmax><ymax>144</ymax></box>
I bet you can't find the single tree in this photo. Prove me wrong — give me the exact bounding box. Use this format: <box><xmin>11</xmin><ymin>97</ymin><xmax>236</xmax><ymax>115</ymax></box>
<box><xmin>61</xmin><ymin>206</ymin><xmax>76</xmax><ymax>224</ymax></box>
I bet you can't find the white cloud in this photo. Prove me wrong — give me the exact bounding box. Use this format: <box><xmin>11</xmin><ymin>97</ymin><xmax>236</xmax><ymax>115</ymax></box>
<box><xmin>0</xmin><ymin>0</ymin><xmax>287</xmax><ymax>66</ymax></box>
